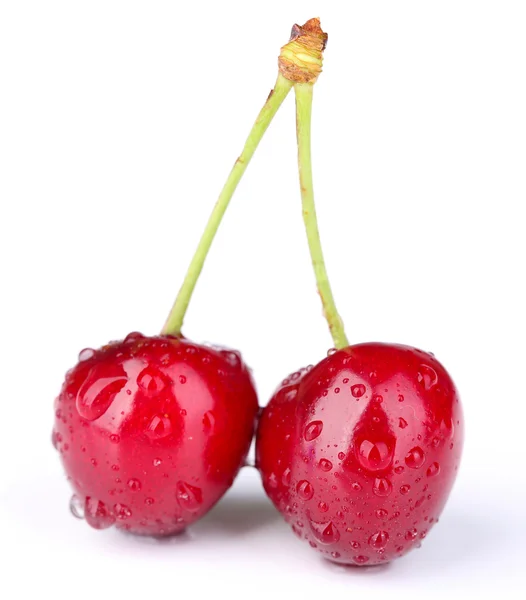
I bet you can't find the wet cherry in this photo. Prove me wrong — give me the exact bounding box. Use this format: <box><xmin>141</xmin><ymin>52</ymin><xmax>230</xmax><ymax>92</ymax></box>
<box><xmin>54</xmin><ymin>334</ymin><xmax>258</xmax><ymax>535</ymax></box>
<box><xmin>256</xmin><ymin>19</ymin><xmax>464</xmax><ymax>565</ymax></box>
<box><xmin>257</xmin><ymin>342</ymin><xmax>463</xmax><ymax>564</ymax></box>
<box><xmin>52</xmin><ymin>22</ymin><xmax>298</xmax><ymax>534</ymax></box>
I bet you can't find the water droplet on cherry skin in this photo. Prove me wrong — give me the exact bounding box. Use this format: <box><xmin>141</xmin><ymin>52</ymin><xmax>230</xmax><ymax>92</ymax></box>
<box><xmin>85</xmin><ymin>498</ymin><xmax>115</xmax><ymax>530</ymax></box>
<box><xmin>114</xmin><ymin>503</ymin><xmax>132</xmax><ymax>520</ymax></box>
<box><xmin>76</xmin><ymin>364</ymin><xmax>128</xmax><ymax>421</ymax></box>
<box><xmin>351</xmin><ymin>384</ymin><xmax>366</xmax><ymax>398</ymax></box>
<box><xmin>310</xmin><ymin>519</ymin><xmax>340</xmax><ymax>545</ymax></box>
<box><xmin>124</xmin><ymin>332</ymin><xmax>144</xmax><ymax>344</ymax></box>
<box><xmin>297</xmin><ymin>480</ymin><xmax>314</xmax><ymax>501</ymax></box>
<box><xmin>78</xmin><ymin>348</ymin><xmax>95</xmax><ymax>362</ymax></box>
<box><xmin>219</xmin><ymin>350</ymin><xmax>242</xmax><ymax>368</ymax></box>
<box><xmin>176</xmin><ymin>482</ymin><xmax>203</xmax><ymax>512</ymax></box>
<box><xmin>427</xmin><ymin>462</ymin><xmax>440</xmax><ymax>477</ymax></box>
<box><xmin>145</xmin><ymin>414</ymin><xmax>172</xmax><ymax>440</ymax></box>
<box><xmin>373</xmin><ymin>478</ymin><xmax>392</xmax><ymax>497</ymax></box>
<box><xmin>282</xmin><ymin>468</ymin><xmax>292</xmax><ymax>486</ymax></box>
<box><xmin>357</xmin><ymin>439</ymin><xmax>394</xmax><ymax>472</ymax></box>
<box><xmin>405</xmin><ymin>446</ymin><xmax>425</xmax><ymax>469</ymax></box>
<box><xmin>127</xmin><ymin>478</ymin><xmax>142</xmax><ymax>491</ymax></box>
<box><xmin>417</xmin><ymin>365</ymin><xmax>438</xmax><ymax>390</ymax></box>
<box><xmin>369</xmin><ymin>530</ymin><xmax>389</xmax><ymax>549</ymax></box>
<box><xmin>137</xmin><ymin>366</ymin><xmax>168</xmax><ymax>394</ymax></box>
<box><xmin>304</xmin><ymin>420</ymin><xmax>323</xmax><ymax>441</ymax></box>
<box><xmin>203</xmin><ymin>411</ymin><xmax>215</xmax><ymax>434</ymax></box>
<box><xmin>267</xmin><ymin>473</ymin><xmax>278</xmax><ymax>489</ymax></box>
<box><xmin>70</xmin><ymin>494</ymin><xmax>84</xmax><ymax>519</ymax></box>
<box><xmin>318</xmin><ymin>458</ymin><xmax>333</xmax><ymax>471</ymax></box>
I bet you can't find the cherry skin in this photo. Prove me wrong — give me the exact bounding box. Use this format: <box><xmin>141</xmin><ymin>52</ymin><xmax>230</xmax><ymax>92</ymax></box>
<box><xmin>53</xmin><ymin>332</ymin><xmax>258</xmax><ymax>535</ymax></box>
<box><xmin>256</xmin><ymin>342</ymin><xmax>463</xmax><ymax>565</ymax></box>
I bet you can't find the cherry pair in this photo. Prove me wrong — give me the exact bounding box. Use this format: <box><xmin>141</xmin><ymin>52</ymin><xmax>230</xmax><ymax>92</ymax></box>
<box><xmin>53</xmin><ymin>19</ymin><xmax>463</xmax><ymax>565</ymax></box>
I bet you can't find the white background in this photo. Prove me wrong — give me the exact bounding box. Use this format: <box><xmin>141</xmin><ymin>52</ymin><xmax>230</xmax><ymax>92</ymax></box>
<box><xmin>1</xmin><ymin>1</ymin><xmax>525</xmax><ymax>598</ymax></box>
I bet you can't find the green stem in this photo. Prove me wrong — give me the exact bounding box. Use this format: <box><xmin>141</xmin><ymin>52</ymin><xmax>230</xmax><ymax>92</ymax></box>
<box><xmin>294</xmin><ymin>82</ymin><xmax>349</xmax><ymax>349</ymax></box>
<box><xmin>162</xmin><ymin>73</ymin><xmax>293</xmax><ymax>336</ymax></box>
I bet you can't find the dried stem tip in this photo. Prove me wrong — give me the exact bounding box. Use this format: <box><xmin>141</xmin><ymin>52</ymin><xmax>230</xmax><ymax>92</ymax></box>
<box><xmin>278</xmin><ymin>18</ymin><xmax>328</xmax><ymax>84</ymax></box>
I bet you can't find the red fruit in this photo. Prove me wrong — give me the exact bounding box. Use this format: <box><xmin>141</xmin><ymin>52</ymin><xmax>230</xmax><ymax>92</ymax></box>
<box><xmin>256</xmin><ymin>342</ymin><xmax>463</xmax><ymax>565</ymax></box>
<box><xmin>53</xmin><ymin>333</ymin><xmax>258</xmax><ymax>535</ymax></box>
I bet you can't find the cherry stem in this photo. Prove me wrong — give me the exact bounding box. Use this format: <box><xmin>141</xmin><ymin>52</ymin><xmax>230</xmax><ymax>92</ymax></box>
<box><xmin>162</xmin><ymin>73</ymin><xmax>293</xmax><ymax>336</ymax></box>
<box><xmin>294</xmin><ymin>82</ymin><xmax>349</xmax><ymax>349</ymax></box>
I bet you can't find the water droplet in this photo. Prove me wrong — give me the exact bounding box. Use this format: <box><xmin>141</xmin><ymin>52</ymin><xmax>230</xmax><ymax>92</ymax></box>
<box><xmin>111</xmin><ymin>464</ymin><xmax>119</xmax><ymax>471</ymax></box>
<box><xmin>394</xmin><ymin>466</ymin><xmax>404</xmax><ymax>474</ymax></box>
<box><xmin>127</xmin><ymin>478</ymin><xmax>142</xmax><ymax>491</ymax></box>
<box><xmin>331</xmin><ymin>551</ymin><xmax>341</xmax><ymax>559</ymax></box>
<box><xmin>351</xmin><ymin>541</ymin><xmax>361</xmax><ymax>549</ymax></box>
<box><xmin>405</xmin><ymin>447</ymin><xmax>425</xmax><ymax>469</ymax></box>
<box><xmin>179</xmin><ymin>375</ymin><xmax>187</xmax><ymax>384</ymax></box>
<box><xmin>357</xmin><ymin>439</ymin><xmax>394</xmax><ymax>471</ymax></box>
<box><xmin>398</xmin><ymin>418</ymin><xmax>408</xmax><ymax>429</ymax></box>
<box><xmin>69</xmin><ymin>494</ymin><xmax>84</xmax><ymax>519</ymax></box>
<box><xmin>351</xmin><ymin>482</ymin><xmax>362</xmax><ymax>491</ymax></box>
<box><xmin>90</xmin><ymin>458</ymin><xmax>97</xmax><ymax>467</ymax></box>
<box><xmin>405</xmin><ymin>528</ymin><xmax>417</xmax><ymax>541</ymax></box>
<box><xmin>310</xmin><ymin>520</ymin><xmax>340</xmax><ymax>545</ymax></box>
<box><xmin>372</xmin><ymin>394</ymin><xmax>383</xmax><ymax>403</ymax></box>
<box><xmin>220</xmin><ymin>350</ymin><xmax>242</xmax><ymax>368</ymax></box>
<box><xmin>175</xmin><ymin>481</ymin><xmax>203</xmax><ymax>512</ymax></box>
<box><xmin>76</xmin><ymin>365</ymin><xmax>128</xmax><ymax>421</ymax></box>
<box><xmin>338</xmin><ymin>451</ymin><xmax>346</xmax><ymax>460</ymax></box>
<box><xmin>375</xmin><ymin>509</ymin><xmax>388</xmax><ymax>519</ymax></box>
<box><xmin>137</xmin><ymin>366</ymin><xmax>167</xmax><ymax>394</ymax></box>
<box><xmin>267</xmin><ymin>473</ymin><xmax>278</xmax><ymax>489</ymax></box>
<box><xmin>282</xmin><ymin>468</ymin><xmax>292</xmax><ymax>486</ymax></box>
<box><xmin>284</xmin><ymin>388</ymin><xmax>298</xmax><ymax>401</ymax></box>
<box><xmin>351</xmin><ymin>384</ymin><xmax>366</xmax><ymax>398</ymax></box>
<box><xmin>124</xmin><ymin>332</ymin><xmax>144</xmax><ymax>343</ymax></box>
<box><xmin>318</xmin><ymin>458</ymin><xmax>333</xmax><ymax>472</ymax></box>
<box><xmin>153</xmin><ymin>457</ymin><xmax>162</xmax><ymax>467</ymax></box>
<box><xmin>78</xmin><ymin>348</ymin><xmax>95</xmax><ymax>362</ymax></box>
<box><xmin>420</xmin><ymin>530</ymin><xmax>427</xmax><ymax>539</ymax></box>
<box><xmin>334</xmin><ymin>387</ymin><xmax>341</xmax><ymax>394</ymax></box>
<box><xmin>304</xmin><ymin>420</ymin><xmax>323</xmax><ymax>441</ymax></box>
<box><xmin>145</xmin><ymin>497</ymin><xmax>155</xmax><ymax>505</ymax></box>
<box><xmin>417</xmin><ymin>365</ymin><xmax>438</xmax><ymax>390</ymax></box>
<box><xmin>85</xmin><ymin>498</ymin><xmax>115</xmax><ymax>530</ymax></box>
<box><xmin>113</xmin><ymin>503</ymin><xmax>132</xmax><ymax>520</ymax></box>
<box><xmin>400</xmin><ymin>484</ymin><xmax>411</xmax><ymax>495</ymax></box>
<box><xmin>297</xmin><ymin>480</ymin><xmax>314</xmax><ymax>501</ymax></box>
<box><xmin>309</xmin><ymin>540</ymin><xmax>317</xmax><ymax>548</ymax></box>
<box><xmin>343</xmin><ymin>378</ymin><xmax>349</xmax><ymax>384</ymax></box>
<box><xmin>354</xmin><ymin>555</ymin><xmax>369</xmax><ymax>564</ymax></box>
<box><xmin>373</xmin><ymin>478</ymin><xmax>392</xmax><ymax>497</ymax></box>
<box><xmin>203</xmin><ymin>411</ymin><xmax>215</xmax><ymax>434</ymax></box>
<box><xmin>145</xmin><ymin>414</ymin><xmax>172</xmax><ymax>440</ymax></box>
<box><xmin>427</xmin><ymin>462</ymin><xmax>440</xmax><ymax>477</ymax></box>
<box><xmin>327</xmin><ymin>348</ymin><xmax>337</xmax><ymax>356</ymax></box>
<box><xmin>369</xmin><ymin>530</ymin><xmax>389</xmax><ymax>549</ymax></box>
<box><xmin>318</xmin><ymin>501</ymin><xmax>328</xmax><ymax>512</ymax></box>
<box><xmin>109</xmin><ymin>434</ymin><xmax>120</xmax><ymax>443</ymax></box>
<box><xmin>398</xmin><ymin>394</ymin><xmax>404</xmax><ymax>402</ymax></box>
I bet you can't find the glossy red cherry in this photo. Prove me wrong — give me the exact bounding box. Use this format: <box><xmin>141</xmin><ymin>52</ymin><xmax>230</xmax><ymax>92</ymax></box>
<box><xmin>53</xmin><ymin>332</ymin><xmax>258</xmax><ymax>535</ymax></box>
<box><xmin>256</xmin><ymin>343</ymin><xmax>463</xmax><ymax>565</ymax></box>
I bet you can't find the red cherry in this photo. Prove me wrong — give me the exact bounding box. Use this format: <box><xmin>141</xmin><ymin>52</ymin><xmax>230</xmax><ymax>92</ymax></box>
<box><xmin>256</xmin><ymin>343</ymin><xmax>463</xmax><ymax>565</ymax></box>
<box><xmin>53</xmin><ymin>333</ymin><xmax>258</xmax><ymax>535</ymax></box>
